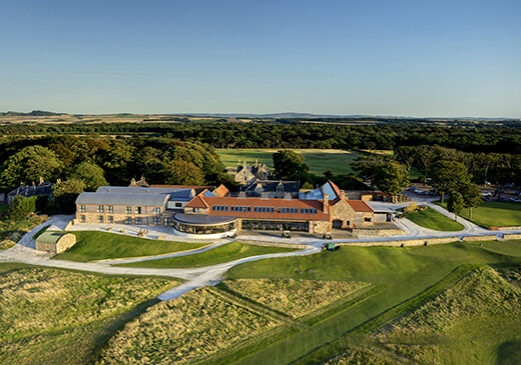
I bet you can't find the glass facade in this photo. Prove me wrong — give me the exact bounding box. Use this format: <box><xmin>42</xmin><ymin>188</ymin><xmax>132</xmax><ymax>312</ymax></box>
<box><xmin>173</xmin><ymin>221</ymin><xmax>237</xmax><ymax>235</ymax></box>
<box><xmin>241</xmin><ymin>220</ymin><xmax>309</xmax><ymax>231</ymax></box>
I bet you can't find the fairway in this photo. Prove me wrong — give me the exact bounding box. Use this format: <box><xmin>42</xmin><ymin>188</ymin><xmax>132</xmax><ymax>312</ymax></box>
<box><xmin>116</xmin><ymin>241</ymin><xmax>296</xmax><ymax>268</ymax></box>
<box><xmin>53</xmin><ymin>231</ymin><xmax>209</xmax><ymax>262</ymax></box>
<box><xmin>216</xmin><ymin>149</ymin><xmax>360</xmax><ymax>175</ymax></box>
<box><xmin>219</xmin><ymin>240</ymin><xmax>521</xmax><ymax>365</ymax></box>
<box><xmin>404</xmin><ymin>206</ymin><xmax>464</xmax><ymax>231</ymax></box>
<box><xmin>438</xmin><ymin>201</ymin><xmax>521</xmax><ymax>228</ymax></box>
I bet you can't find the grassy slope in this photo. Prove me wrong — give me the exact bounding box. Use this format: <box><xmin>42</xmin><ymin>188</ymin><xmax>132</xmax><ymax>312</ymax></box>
<box><xmin>216</xmin><ymin>149</ymin><xmax>360</xmax><ymax>175</ymax></box>
<box><xmin>438</xmin><ymin>201</ymin><xmax>521</xmax><ymax>228</ymax></box>
<box><xmin>404</xmin><ymin>206</ymin><xmax>464</xmax><ymax>231</ymax></box>
<box><xmin>221</xmin><ymin>241</ymin><xmax>521</xmax><ymax>365</ymax></box>
<box><xmin>0</xmin><ymin>263</ymin><xmax>178</xmax><ymax>365</ymax></box>
<box><xmin>53</xmin><ymin>231</ymin><xmax>208</xmax><ymax>262</ymax></box>
<box><xmin>326</xmin><ymin>266</ymin><xmax>521</xmax><ymax>364</ymax></box>
<box><xmin>116</xmin><ymin>242</ymin><xmax>296</xmax><ymax>268</ymax></box>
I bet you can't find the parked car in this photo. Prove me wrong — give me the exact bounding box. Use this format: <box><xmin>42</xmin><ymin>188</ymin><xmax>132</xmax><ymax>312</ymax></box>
<box><xmin>481</xmin><ymin>191</ymin><xmax>492</xmax><ymax>197</ymax></box>
<box><xmin>511</xmin><ymin>197</ymin><xmax>521</xmax><ymax>203</ymax></box>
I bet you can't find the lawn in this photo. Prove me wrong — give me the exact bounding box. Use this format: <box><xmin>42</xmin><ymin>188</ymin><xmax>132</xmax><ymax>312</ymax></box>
<box><xmin>404</xmin><ymin>206</ymin><xmax>464</xmax><ymax>231</ymax></box>
<box><xmin>53</xmin><ymin>231</ymin><xmax>209</xmax><ymax>262</ymax></box>
<box><xmin>438</xmin><ymin>201</ymin><xmax>521</xmax><ymax>228</ymax></box>
<box><xmin>116</xmin><ymin>241</ymin><xmax>297</xmax><ymax>268</ymax></box>
<box><xmin>216</xmin><ymin>148</ymin><xmax>361</xmax><ymax>175</ymax></box>
<box><xmin>219</xmin><ymin>240</ymin><xmax>521</xmax><ymax>365</ymax></box>
<box><xmin>0</xmin><ymin>263</ymin><xmax>178</xmax><ymax>365</ymax></box>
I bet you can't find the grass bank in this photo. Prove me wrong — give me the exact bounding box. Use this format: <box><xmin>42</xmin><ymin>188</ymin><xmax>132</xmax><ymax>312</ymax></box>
<box><xmin>437</xmin><ymin>201</ymin><xmax>521</xmax><ymax>228</ymax></box>
<box><xmin>116</xmin><ymin>241</ymin><xmax>297</xmax><ymax>268</ymax></box>
<box><xmin>53</xmin><ymin>231</ymin><xmax>208</xmax><ymax>262</ymax></box>
<box><xmin>404</xmin><ymin>206</ymin><xmax>464</xmax><ymax>231</ymax></box>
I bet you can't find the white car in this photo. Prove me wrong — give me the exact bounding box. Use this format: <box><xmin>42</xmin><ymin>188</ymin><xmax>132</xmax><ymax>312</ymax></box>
<box><xmin>481</xmin><ymin>191</ymin><xmax>492</xmax><ymax>197</ymax></box>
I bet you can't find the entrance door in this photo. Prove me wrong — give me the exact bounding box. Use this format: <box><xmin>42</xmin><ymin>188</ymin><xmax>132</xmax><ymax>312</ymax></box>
<box><xmin>332</xmin><ymin>219</ymin><xmax>343</xmax><ymax>229</ymax></box>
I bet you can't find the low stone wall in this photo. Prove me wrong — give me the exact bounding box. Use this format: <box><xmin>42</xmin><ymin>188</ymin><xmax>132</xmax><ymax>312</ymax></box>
<box><xmin>240</xmin><ymin>240</ymin><xmax>308</xmax><ymax>249</ymax></box>
<box><xmin>491</xmin><ymin>226</ymin><xmax>521</xmax><ymax>231</ymax></box>
<box><xmin>352</xmin><ymin>228</ymin><xmax>404</xmax><ymax>237</ymax></box>
<box><xmin>503</xmin><ymin>233</ymin><xmax>521</xmax><ymax>240</ymax></box>
<box><xmin>337</xmin><ymin>236</ymin><xmax>462</xmax><ymax>247</ymax></box>
<box><xmin>461</xmin><ymin>235</ymin><xmax>498</xmax><ymax>242</ymax></box>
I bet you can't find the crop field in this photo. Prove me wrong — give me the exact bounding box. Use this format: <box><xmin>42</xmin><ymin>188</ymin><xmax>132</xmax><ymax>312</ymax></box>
<box><xmin>53</xmin><ymin>231</ymin><xmax>209</xmax><ymax>262</ymax></box>
<box><xmin>216</xmin><ymin>149</ymin><xmax>361</xmax><ymax>175</ymax></box>
<box><xmin>438</xmin><ymin>201</ymin><xmax>521</xmax><ymax>228</ymax></box>
<box><xmin>404</xmin><ymin>206</ymin><xmax>464</xmax><ymax>231</ymax></box>
<box><xmin>0</xmin><ymin>263</ymin><xmax>178</xmax><ymax>365</ymax></box>
<box><xmin>116</xmin><ymin>241</ymin><xmax>296</xmax><ymax>268</ymax></box>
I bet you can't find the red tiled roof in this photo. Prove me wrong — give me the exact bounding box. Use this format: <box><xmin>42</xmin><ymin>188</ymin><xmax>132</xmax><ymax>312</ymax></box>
<box><xmin>186</xmin><ymin>195</ymin><xmax>330</xmax><ymax>221</ymax></box>
<box><xmin>185</xmin><ymin>195</ymin><xmax>209</xmax><ymax>208</ymax></box>
<box><xmin>213</xmin><ymin>184</ymin><xmax>230</xmax><ymax>197</ymax></box>
<box><xmin>346</xmin><ymin>200</ymin><xmax>373</xmax><ymax>212</ymax></box>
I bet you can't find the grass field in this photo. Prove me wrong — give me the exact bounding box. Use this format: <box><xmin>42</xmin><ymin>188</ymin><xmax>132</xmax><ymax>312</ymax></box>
<box><xmin>438</xmin><ymin>201</ymin><xmax>521</xmax><ymax>228</ymax></box>
<box><xmin>97</xmin><ymin>287</ymin><xmax>281</xmax><ymax>364</ymax></box>
<box><xmin>217</xmin><ymin>240</ymin><xmax>521</xmax><ymax>365</ymax></box>
<box><xmin>326</xmin><ymin>266</ymin><xmax>521</xmax><ymax>364</ymax></box>
<box><xmin>53</xmin><ymin>231</ymin><xmax>209</xmax><ymax>262</ymax></box>
<box><xmin>404</xmin><ymin>206</ymin><xmax>464</xmax><ymax>231</ymax></box>
<box><xmin>216</xmin><ymin>149</ymin><xmax>361</xmax><ymax>175</ymax></box>
<box><xmin>116</xmin><ymin>242</ymin><xmax>296</xmax><ymax>269</ymax></box>
<box><xmin>0</xmin><ymin>263</ymin><xmax>178</xmax><ymax>365</ymax></box>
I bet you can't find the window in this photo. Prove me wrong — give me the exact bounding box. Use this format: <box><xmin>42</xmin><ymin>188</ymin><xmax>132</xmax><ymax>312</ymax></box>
<box><xmin>107</xmin><ymin>216</ymin><xmax>114</xmax><ymax>223</ymax></box>
<box><xmin>125</xmin><ymin>217</ymin><xmax>132</xmax><ymax>225</ymax></box>
<box><xmin>164</xmin><ymin>217</ymin><xmax>171</xmax><ymax>225</ymax></box>
<box><xmin>135</xmin><ymin>207</ymin><xmax>142</xmax><ymax>214</ymax></box>
<box><xmin>154</xmin><ymin>217</ymin><xmax>161</xmax><ymax>225</ymax></box>
<box><xmin>278</xmin><ymin>207</ymin><xmax>298</xmax><ymax>214</ymax></box>
<box><xmin>212</xmin><ymin>205</ymin><xmax>229</xmax><ymax>211</ymax></box>
<box><xmin>80</xmin><ymin>215</ymin><xmax>86</xmax><ymax>223</ymax></box>
<box><xmin>79</xmin><ymin>205</ymin><xmax>86</xmax><ymax>212</ymax></box>
<box><xmin>135</xmin><ymin>217</ymin><xmax>142</xmax><ymax>225</ymax></box>
<box><xmin>230</xmin><ymin>206</ymin><xmax>251</xmax><ymax>212</ymax></box>
<box><xmin>175</xmin><ymin>202</ymin><xmax>183</xmax><ymax>208</ymax></box>
<box><xmin>98</xmin><ymin>215</ymin><xmax>104</xmax><ymax>223</ymax></box>
<box><xmin>152</xmin><ymin>207</ymin><xmax>161</xmax><ymax>215</ymax></box>
<box><xmin>97</xmin><ymin>205</ymin><xmax>104</xmax><ymax>213</ymax></box>
<box><xmin>253</xmin><ymin>207</ymin><xmax>275</xmax><ymax>213</ymax></box>
<box><xmin>364</xmin><ymin>217</ymin><xmax>372</xmax><ymax>222</ymax></box>
<box><xmin>192</xmin><ymin>208</ymin><xmax>200</xmax><ymax>213</ymax></box>
<box><xmin>107</xmin><ymin>205</ymin><xmax>114</xmax><ymax>213</ymax></box>
<box><xmin>300</xmin><ymin>208</ymin><xmax>317</xmax><ymax>214</ymax></box>
<box><xmin>125</xmin><ymin>206</ymin><xmax>132</xmax><ymax>214</ymax></box>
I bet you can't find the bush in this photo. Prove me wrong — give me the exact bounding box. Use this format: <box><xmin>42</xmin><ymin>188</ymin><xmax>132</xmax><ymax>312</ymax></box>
<box><xmin>8</xmin><ymin>195</ymin><xmax>37</xmax><ymax>220</ymax></box>
<box><xmin>403</xmin><ymin>203</ymin><xmax>418</xmax><ymax>213</ymax></box>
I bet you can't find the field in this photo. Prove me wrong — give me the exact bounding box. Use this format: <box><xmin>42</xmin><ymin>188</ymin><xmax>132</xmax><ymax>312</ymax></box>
<box><xmin>438</xmin><ymin>201</ymin><xmax>521</xmax><ymax>228</ymax></box>
<box><xmin>0</xmin><ymin>263</ymin><xmax>178</xmax><ymax>365</ymax></box>
<box><xmin>116</xmin><ymin>241</ymin><xmax>296</xmax><ymax>268</ymax></box>
<box><xmin>404</xmin><ymin>206</ymin><xmax>464</xmax><ymax>231</ymax></box>
<box><xmin>220</xmin><ymin>240</ymin><xmax>521</xmax><ymax>365</ymax></box>
<box><xmin>53</xmin><ymin>231</ymin><xmax>209</xmax><ymax>262</ymax></box>
<box><xmin>326</xmin><ymin>266</ymin><xmax>521</xmax><ymax>364</ymax></box>
<box><xmin>216</xmin><ymin>148</ymin><xmax>361</xmax><ymax>175</ymax></box>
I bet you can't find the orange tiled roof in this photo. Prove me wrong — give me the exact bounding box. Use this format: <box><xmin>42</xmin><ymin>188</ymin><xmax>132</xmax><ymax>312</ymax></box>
<box><xmin>213</xmin><ymin>184</ymin><xmax>230</xmax><ymax>197</ymax></box>
<box><xmin>185</xmin><ymin>194</ymin><xmax>210</xmax><ymax>208</ymax></box>
<box><xmin>346</xmin><ymin>200</ymin><xmax>373</xmax><ymax>212</ymax></box>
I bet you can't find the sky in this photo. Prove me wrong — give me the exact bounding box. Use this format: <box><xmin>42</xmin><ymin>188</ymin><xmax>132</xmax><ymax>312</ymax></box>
<box><xmin>1</xmin><ymin>0</ymin><xmax>520</xmax><ymax>117</ymax></box>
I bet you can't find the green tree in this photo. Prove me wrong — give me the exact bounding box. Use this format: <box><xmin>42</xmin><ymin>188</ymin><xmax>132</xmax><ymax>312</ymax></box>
<box><xmin>272</xmin><ymin>150</ymin><xmax>309</xmax><ymax>181</ymax></box>
<box><xmin>459</xmin><ymin>181</ymin><xmax>482</xmax><ymax>220</ymax></box>
<box><xmin>0</xmin><ymin>146</ymin><xmax>63</xmax><ymax>188</ymax></box>
<box><xmin>69</xmin><ymin>162</ymin><xmax>108</xmax><ymax>191</ymax></box>
<box><xmin>52</xmin><ymin>179</ymin><xmax>86</xmax><ymax>214</ymax></box>
<box><xmin>8</xmin><ymin>195</ymin><xmax>37</xmax><ymax>220</ymax></box>
<box><xmin>372</xmin><ymin>161</ymin><xmax>410</xmax><ymax>201</ymax></box>
<box><xmin>431</xmin><ymin>160</ymin><xmax>469</xmax><ymax>203</ymax></box>
<box><xmin>163</xmin><ymin>160</ymin><xmax>205</xmax><ymax>186</ymax></box>
<box><xmin>447</xmin><ymin>191</ymin><xmax>464</xmax><ymax>221</ymax></box>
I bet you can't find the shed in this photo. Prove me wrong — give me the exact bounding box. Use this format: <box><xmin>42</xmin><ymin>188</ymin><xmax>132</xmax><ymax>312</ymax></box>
<box><xmin>35</xmin><ymin>232</ymin><xmax>76</xmax><ymax>255</ymax></box>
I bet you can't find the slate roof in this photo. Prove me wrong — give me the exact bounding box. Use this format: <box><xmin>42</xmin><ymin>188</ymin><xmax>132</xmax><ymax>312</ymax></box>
<box><xmin>76</xmin><ymin>192</ymin><xmax>170</xmax><ymax>207</ymax></box>
<box><xmin>96</xmin><ymin>186</ymin><xmax>194</xmax><ymax>201</ymax></box>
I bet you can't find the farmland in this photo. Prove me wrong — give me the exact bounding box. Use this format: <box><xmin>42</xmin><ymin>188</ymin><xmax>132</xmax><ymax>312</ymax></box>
<box><xmin>216</xmin><ymin>148</ymin><xmax>361</xmax><ymax>175</ymax></box>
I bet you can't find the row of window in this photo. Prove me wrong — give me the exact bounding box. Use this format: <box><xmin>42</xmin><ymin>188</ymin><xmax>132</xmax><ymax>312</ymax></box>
<box><xmin>78</xmin><ymin>215</ymin><xmax>171</xmax><ymax>225</ymax></box>
<box><xmin>211</xmin><ymin>205</ymin><xmax>317</xmax><ymax>214</ymax></box>
<box><xmin>78</xmin><ymin>205</ymin><xmax>161</xmax><ymax>215</ymax></box>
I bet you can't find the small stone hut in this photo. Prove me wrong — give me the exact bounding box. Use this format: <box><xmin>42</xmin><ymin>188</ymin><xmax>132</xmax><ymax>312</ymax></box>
<box><xmin>35</xmin><ymin>232</ymin><xmax>76</xmax><ymax>255</ymax></box>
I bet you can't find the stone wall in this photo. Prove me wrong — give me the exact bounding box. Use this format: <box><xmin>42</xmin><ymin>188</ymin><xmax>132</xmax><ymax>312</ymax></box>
<box><xmin>240</xmin><ymin>240</ymin><xmax>308</xmax><ymax>249</ymax></box>
<box><xmin>309</xmin><ymin>220</ymin><xmax>331</xmax><ymax>234</ymax></box>
<box><xmin>461</xmin><ymin>235</ymin><xmax>498</xmax><ymax>241</ymax></box>
<box><xmin>337</xmin><ymin>236</ymin><xmax>461</xmax><ymax>247</ymax></box>
<box><xmin>56</xmin><ymin>233</ymin><xmax>77</xmax><ymax>253</ymax></box>
<box><xmin>503</xmin><ymin>233</ymin><xmax>521</xmax><ymax>240</ymax></box>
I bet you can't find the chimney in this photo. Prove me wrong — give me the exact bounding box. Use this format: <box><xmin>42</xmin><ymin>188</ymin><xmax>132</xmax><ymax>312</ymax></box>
<box><xmin>39</xmin><ymin>176</ymin><xmax>44</xmax><ymax>185</ymax></box>
<box><xmin>340</xmin><ymin>190</ymin><xmax>346</xmax><ymax>200</ymax></box>
<box><xmin>261</xmin><ymin>192</ymin><xmax>269</xmax><ymax>199</ymax></box>
<box><xmin>238</xmin><ymin>191</ymin><xmax>246</xmax><ymax>198</ymax></box>
<box><xmin>323</xmin><ymin>193</ymin><xmax>329</xmax><ymax>211</ymax></box>
<box><xmin>283</xmin><ymin>192</ymin><xmax>292</xmax><ymax>200</ymax></box>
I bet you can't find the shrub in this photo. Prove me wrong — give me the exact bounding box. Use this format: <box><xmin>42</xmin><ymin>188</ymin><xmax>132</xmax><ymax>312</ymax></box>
<box><xmin>403</xmin><ymin>203</ymin><xmax>418</xmax><ymax>213</ymax></box>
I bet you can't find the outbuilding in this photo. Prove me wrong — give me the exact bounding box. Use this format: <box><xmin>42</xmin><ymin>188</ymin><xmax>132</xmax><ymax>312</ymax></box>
<box><xmin>35</xmin><ymin>232</ymin><xmax>76</xmax><ymax>255</ymax></box>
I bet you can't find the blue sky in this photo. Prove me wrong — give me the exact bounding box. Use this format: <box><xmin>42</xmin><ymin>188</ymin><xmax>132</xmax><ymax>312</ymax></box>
<box><xmin>1</xmin><ymin>0</ymin><xmax>520</xmax><ymax>117</ymax></box>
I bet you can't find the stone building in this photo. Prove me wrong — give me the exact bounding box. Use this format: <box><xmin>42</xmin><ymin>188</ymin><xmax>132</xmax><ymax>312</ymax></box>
<box><xmin>231</xmin><ymin>161</ymin><xmax>271</xmax><ymax>184</ymax></box>
<box><xmin>35</xmin><ymin>232</ymin><xmax>76</xmax><ymax>255</ymax></box>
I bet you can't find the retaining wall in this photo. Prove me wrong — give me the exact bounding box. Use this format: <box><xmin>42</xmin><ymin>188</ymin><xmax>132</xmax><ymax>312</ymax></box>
<box><xmin>503</xmin><ymin>233</ymin><xmax>521</xmax><ymax>240</ymax></box>
<box><xmin>337</xmin><ymin>236</ymin><xmax>461</xmax><ymax>247</ymax></box>
<box><xmin>240</xmin><ymin>240</ymin><xmax>308</xmax><ymax>249</ymax></box>
<box><xmin>461</xmin><ymin>235</ymin><xmax>498</xmax><ymax>242</ymax></box>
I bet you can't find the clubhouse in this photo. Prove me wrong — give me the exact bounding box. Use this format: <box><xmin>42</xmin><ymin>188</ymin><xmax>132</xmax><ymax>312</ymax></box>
<box><xmin>75</xmin><ymin>181</ymin><xmax>375</xmax><ymax>238</ymax></box>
